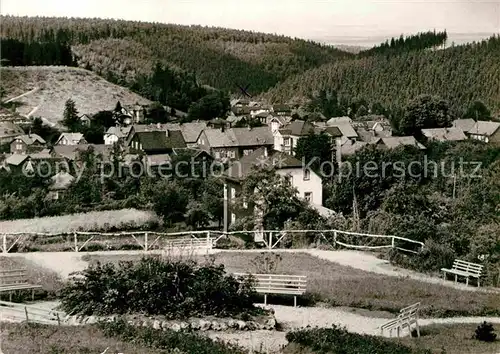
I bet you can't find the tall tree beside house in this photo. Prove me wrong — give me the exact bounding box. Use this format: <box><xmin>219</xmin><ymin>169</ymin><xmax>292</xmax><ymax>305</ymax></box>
<box><xmin>295</xmin><ymin>131</ymin><xmax>334</xmax><ymax>174</ymax></box>
<box><xmin>399</xmin><ymin>95</ymin><xmax>453</xmax><ymax>136</ymax></box>
<box><xmin>235</xmin><ymin>168</ymin><xmax>323</xmax><ymax>230</ymax></box>
<box><xmin>465</xmin><ymin>101</ymin><xmax>492</xmax><ymax>121</ymax></box>
<box><xmin>186</xmin><ymin>91</ymin><xmax>230</xmax><ymax>122</ymax></box>
<box><xmin>62</xmin><ymin>98</ymin><xmax>80</xmax><ymax>132</ymax></box>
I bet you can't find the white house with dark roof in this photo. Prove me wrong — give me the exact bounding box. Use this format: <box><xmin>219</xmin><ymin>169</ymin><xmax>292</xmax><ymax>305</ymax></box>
<box><xmin>104</xmin><ymin>126</ymin><xmax>132</xmax><ymax>145</ymax></box>
<box><xmin>274</xmin><ymin>120</ymin><xmax>316</xmax><ymax>155</ymax></box>
<box><xmin>197</xmin><ymin>126</ymin><xmax>274</xmax><ymax>161</ymax></box>
<box><xmin>55</xmin><ymin>133</ymin><xmax>87</xmax><ymax>146</ymax></box>
<box><xmin>467</xmin><ymin>121</ymin><xmax>500</xmax><ymax>143</ymax></box>
<box><xmin>223</xmin><ymin>147</ymin><xmax>326</xmax><ymax>229</ymax></box>
<box><xmin>421</xmin><ymin>127</ymin><xmax>467</xmax><ymax>142</ymax></box>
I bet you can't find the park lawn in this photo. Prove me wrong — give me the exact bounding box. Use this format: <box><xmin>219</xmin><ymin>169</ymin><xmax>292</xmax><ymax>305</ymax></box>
<box><xmin>0</xmin><ymin>323</ymin><xmax>166</xmax><ymax>354</ymax></box>
<box><xmin>84</xmin><ymin>252</ymin><xmax>500</xmax><ymax>318</ymax></box>
<box><xmin>396</xmin><ymin>323</ymin><xmax>500</xmax><ymax>354</ymax></box>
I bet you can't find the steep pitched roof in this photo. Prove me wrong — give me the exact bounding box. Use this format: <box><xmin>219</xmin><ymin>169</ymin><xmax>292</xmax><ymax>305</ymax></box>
<box><xmin>49</xmin><ymin>172</ymin><xmax>75</xmax><ymax>191</ymax></box>
<box><xmin>452</xmin><ymin>119</ymin><xmax>476</xmax><ymax>133</ymax></box>
<box><xmin>376</xmin><ymin>136</ymin><xmax>426</xmax><ymax>150</ymax></box>
<box><xmin>315</xmin><ymin>126</ymin><xmax>343</xmax><ymax>138</ymax></box>
<box><xmin>5</xmin><ymin>154</ymin><xmax>29</xmax><ymax>166</ymax></box>
<box><xmin>279</xmin><ymin>120</ymin><xmax>315</xmax><ymax>136</ymax></box>
<box><xmin>421</xmin><ymin>127</ymin><xmax>467</xmax><ymax>141</ymax></box>
<box><xmin>13</xmin><ymin>134</ymin><xmax>46</xmax><ymax>145</ymax></box>
<box><xmin>225</xmin><ymin>147</ymin><xmax>302</xmax><ymax>181</ymax></box>
<box><xmin>56</xmin><ymin>133</ymin><xmax>85</xmax><ymax>144</ymax></box>
<box><xmin>341</xmin><ymin>140</ymin><xmax>367</xmax><ymax>156</ymax></box>
<box><xmin>203</xmin><ymin>126</ymin><xmax>274</xmax><ymax>148</ymax></box>
<box><xmin>134</xmin><ymin>130</ymin><xmax>186</xmax><ymax>151</ymax></box>
<box><xmin>105</xmin><ymin>126</ymin><xmax>131</xmax><ymax>138</ymax></box>
<box><xmin>327</xmin><ymin>116</ymin><xmax>352</xmax><ymax>124</ymax></box>
<box><xmin>469</xmin><ymin>121</ymin><xmax>500</xmax><ymax>136</ymax></box>
<box><xmin>327</xmin><ymin>122</ymin><xmax>358</xmax><ymax>138</ymax></box>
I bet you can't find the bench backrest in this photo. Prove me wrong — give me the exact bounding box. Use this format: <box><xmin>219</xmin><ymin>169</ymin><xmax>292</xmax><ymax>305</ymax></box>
<box><xmin>452</xmin><ymin>259</ymin><xmax>483</xmax><ymax>276</ymax></box>
<box><xmin>397</xmin><ymin>302</ymin><xmax>420</xmax><ymax>320</ymax></box>
<box><xmin>234</xmin><ymin>273</ymin><xmax>307</xmax><ymax>294</ymax></box>
<box><xmin>0</xmin><ymin>269</ymin><xmax>29</xmax><ymax>287</ymax></box>
<box><xmin>164</xmin><ymin>238</ymin><xmax>212</xmax><ymax>249</ymax></box>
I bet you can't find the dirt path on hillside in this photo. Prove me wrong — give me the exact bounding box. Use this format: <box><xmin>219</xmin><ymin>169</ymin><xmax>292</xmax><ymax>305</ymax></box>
<box><xmin>3</xmin><ymin>87</ymin><xmax>39</xmax><ymax>103</ymax></box>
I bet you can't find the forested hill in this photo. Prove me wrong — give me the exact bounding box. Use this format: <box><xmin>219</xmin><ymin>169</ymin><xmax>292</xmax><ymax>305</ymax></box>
<box><xmin>263</xmin><ymin>36</ymin><xmax>500</xmax><ymax>116</ymax></box>
<box><xmin>0</xmin><ymin>15</ymin><xmax>353</xmax><ymax>94</ymax></box>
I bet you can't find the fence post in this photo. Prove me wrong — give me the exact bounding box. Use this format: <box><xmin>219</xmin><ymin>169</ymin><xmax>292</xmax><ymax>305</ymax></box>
<box><xmin>2</xmin><ymin>234</ymin><xmax>6</xmax><ymax>254</ymax></box>
<box><xmin>207</xmin><ymin>231</ymin><xmax>211</xmax><ymax>249</ymax></box>
<box><xmin>268</xmin><ymin>232</ymin><xmax>272</xmax><ymax>250</ymax></box>
<box><xmin>24</xmin><ymin>306</ymin><xmax>29</xmax><ymax>322</ymax></box>
<box><xmin>57</xmin><ymin>313</ymin><xmax>61</xmax><ymax>326</ymax></box>
<box><xmin>391</xmin><ymin>237</ymin><xmax>395</xmax><ymax>248</ymax></box>
<box><xmin>333</xmin><ymin>231</ymin><xmax>337</xmax><ymax>248</ymax></box>
<box><xmin>144</xmin><ymin>232</ymin><xmax>148</xmax><ymax>252</ymax></box>
<box><xmin>74</xmin><ymin>232</ymin><xmax>78</xmax><ymax>252</ymax></box>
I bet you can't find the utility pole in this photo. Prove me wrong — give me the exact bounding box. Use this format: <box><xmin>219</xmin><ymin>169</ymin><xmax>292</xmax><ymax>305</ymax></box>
<box><xmin>452</xmin><ymin>174</ymin><xmax>457</xmax><ymax>200</ymax></box>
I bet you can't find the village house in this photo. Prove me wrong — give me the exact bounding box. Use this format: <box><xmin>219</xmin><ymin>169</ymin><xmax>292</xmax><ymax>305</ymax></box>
<box><xmin>272</xmin><ymin>104</ymin><xmax>292</xmax><ymax>116</ymax></box>
<box><xmin>421</xmin><ymin>127</ymin><xmax>467</xmax><ymax>142</ymax></box>
<box><xmin>223</xmin><ymin>147</ymin><xmax>326</xmax><ymax>228</ymax></box>
<box><xmin>2</xmin><ymin>150</ymin><xmax>61</xmax><ymax>173</ymax></box>
<box><xmin>452</xmin><ymin>119</ymin><xmax>476</xmax><ymax>134</ymax></box>
<box><xmin>55</xmin><ymin>133</ymin><xmax>87</xmax><ymax>146</ymax></box>
<box><xmin>128</xmin><ymin>130</ymin><xmax>186</xmax><ymax>156</ymax></box>
<box><xmin>47</xmin><ymin>171</ymin><xmax>75</xmax><ymax>200</ymax></box>
<box><xmin>104</xmin><ymin>126</ymin><xmax>132</xmax><ymax>145</ymax></box>
<box><xmin>268</xmin><ymin>115</ymin><xmax>293</xmax><ymax>134</ymax></box>
<box><xmin>197</xmin><ymin>126</ymin><xmax>274</xmax><ymax>161</ymax></box>
<box><xmin>50</xmin><ymin>144</ymin><xmax>113</xmax><ymax>161</ymax></box>
<box><xmin>10</xmin><ymin>134</ymin><xmax>46</xmax><ymax>154</ymax></box>
<box><xmin>79</xmin><ymin>114</ymin><xmax>92</xmax><ymax>126</ymax></box>
<box><xmin>274</xmin><ymin>120</ymin><xmax>316</xmax><ymax>155</ymax></box>
<box><xmin>466</xmin><ymin>121</ymin><xmax>500</xmax><ymax>143</ymax></box>
<box><xmin>126</xmin><ymin>122</ymin><xmax>207</xmax><ymax>149</ymax></box>
<box><xmin>0</xmin><ymin>121</ymin><xmax>24</xmax><ymax>144</ymax></box>
<box><xmin>374</xmin><ymin>136</ymin><xmax>426</xmax><ymax>150</ymax></box>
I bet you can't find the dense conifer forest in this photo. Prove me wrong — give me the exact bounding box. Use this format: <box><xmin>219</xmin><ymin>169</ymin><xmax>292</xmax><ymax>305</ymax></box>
<box><xmin>1</xmin><ymin>16</ymin><xmax>498</xmax><ymax>117</ymax></box>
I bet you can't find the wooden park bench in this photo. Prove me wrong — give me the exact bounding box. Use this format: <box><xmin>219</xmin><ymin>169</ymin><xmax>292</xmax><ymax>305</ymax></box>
<box><xmin>0</xmin><ymin>269</ymin><xmax>42</xmax><ymax>301</ymax></box>
<box><xmin>380</xmin><ymin>302</ymin><xmax>420</xmax><ymax>338</ymax></box>
<box><xmin>441</xmin><ymin>259</ymin><xmax>483</xmax><ymax>287</ymax></box>
<box><xmin>234</xmin><ymin>273</ymin><xmax>307</xmax><ymax>307</ymax></box>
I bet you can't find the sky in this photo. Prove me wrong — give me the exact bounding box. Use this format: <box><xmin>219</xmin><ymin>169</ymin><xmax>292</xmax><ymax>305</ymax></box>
<box><xmin>1</xmin><ymin>0</ymin><xmax>499</xmax><ymax>44</ymax></box>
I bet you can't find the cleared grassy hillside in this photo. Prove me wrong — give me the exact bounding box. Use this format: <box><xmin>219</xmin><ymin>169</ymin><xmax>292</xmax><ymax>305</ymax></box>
<box><xmin>0</xmin><ymin>66</ymin><xmax>151</xmax><ymax>125</ymax></box>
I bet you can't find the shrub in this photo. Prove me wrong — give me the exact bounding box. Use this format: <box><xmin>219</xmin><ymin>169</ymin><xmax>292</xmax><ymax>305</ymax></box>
<box><xmin>389</xmin><ymin>239</ymin><xmax>456</xmax><ymax>272</ymax></box>
<box><xmin>60</xmin><ymin>256</ymin><xmax>264</xmax><ymax>319</ymax></box>
<box><xmin>474</xmin><ymin>322</ymin><xmax>497</xmax><ymax>342</ymax></box>
<box><xmin>99</xmin><ymin>318</ymin><xmax>247</xmax><ymax>354</ymax></box>
<box><xmin>286</xmin><ymin>325</ymin><xmax>432</xmax><ymax>354</ymax></box>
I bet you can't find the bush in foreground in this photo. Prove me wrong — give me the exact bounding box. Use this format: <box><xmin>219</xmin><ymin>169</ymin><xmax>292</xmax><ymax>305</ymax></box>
<box><xmin>60</xmin><ymin>256</ymin><xmax>263</xmax><ymax>319</ymax></box>
<box><xmin>99</xmin><ymin>318</ymin><xmax>247</xmax><ymax>354</ymax></box>
<box><xmin>285</xmin><ymin>325</ymin><xmax>432</xmax><ymax>354</ymax></box>
<box><xmin>474</xmin><ymin>322</ymin><xmax>497</xmax><ymax>342</ymax></box>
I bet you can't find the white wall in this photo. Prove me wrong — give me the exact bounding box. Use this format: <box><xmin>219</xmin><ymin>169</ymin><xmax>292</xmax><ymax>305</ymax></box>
<box><xmin>104</xmin><ymin>134</ymin><xmax>119</xmax><ymax>145</ymax></box>
<box><xmin>277</xmin><ymin>167</ymin><xmax>322</xmax><ymax>206</ymax></box>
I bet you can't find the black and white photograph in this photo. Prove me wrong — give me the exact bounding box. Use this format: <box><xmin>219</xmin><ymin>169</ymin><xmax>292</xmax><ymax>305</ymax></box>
<box><xmin>0</xmin><ymin>0</ymin><xmax>499</xmax><ymax>353</ymax></box>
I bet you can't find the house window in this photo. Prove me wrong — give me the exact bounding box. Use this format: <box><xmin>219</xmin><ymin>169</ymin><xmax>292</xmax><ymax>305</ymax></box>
<box><xmin>215</xmin><ymin>151</ymin><xmax>220</xmax><ymax>159</ymax></box>
<box><xmin>242</xmin><ymin>199</ymin><xmax>248</xmax><ymax>209</ymax></box>
<box><xmin>304</xmin><ymin>168</ymin><xmax>310</xmax><ymax>181</ymax></box>
<box><xmin>304</xmin><ymin>192</ymin><xmax>312</xmax><ymax>203</ymax></box>
<box><xmin>228</xmin><ymin>150</ymin><xmax>236</xmax><ymax>158</ymax></box>
<box><xmin>284</xmin><ymin>137</ymin><xmax>291</xmax><ymax>146</ymax></box>
<box><xmin>285</xmin><ymin>175</ymin><xmax>293</xmax><ymax>185</ymax></box>
<box><xmin>230</xmin><ymin>187</ymin><xmax>236</xmax><ymax>199</ymax></box>
<box><xmin>16</xmin><ymin>143</ymin><xmax>23</xmax><ymax>150</ymax></box>
<box><xmin>231</xmin><ymin>213</ymin><xmax>236</xmax><ymax>223</ymax></box>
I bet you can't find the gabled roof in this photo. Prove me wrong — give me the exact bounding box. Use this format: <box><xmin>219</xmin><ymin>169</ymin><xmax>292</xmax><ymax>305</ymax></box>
<box><xmin>315</xmin><ymin>126</ymin><xmax>343</xmax><ymax>138</ymax></box>
<box><xmin>12</xmin><ymin>134</ymin><xmax>46</xmax><ymax>145</ymax></box>
<box><xmin>5</xmin><ymin>154</ymin><xmax>29</xmax><ymax>166</ymax></box>
<box><xmin>202</xmin><ymin>126</ymin><xmax>274</xmax><ymax>148</ymax></box>
<box><xmin>376</xmin><ymin>136</ymin><xmax>426</xmax><ymax>150</ymax></box>
<box><xmin>327</xmin><ymin>116</ymin><xmax>352</xmax><ymax>124</ymax></box>
<box><xmin>134</xmin><ymin>130</ymin><xmax>186</xmax><ymax>151</ymax></box>
<box><xmin>105</xmin><ymin>126</ymin><xmax>131</xmax><ymax>138</ymax></box>
<box><xmin>341</xmin><ymin>141</ymin><xmax>368</xmax><ymax>156</ymax></box>
<box><xmin>327</xmin><ymin>122</ymin><xmax>358</xmax><ymax>138</ymax></box>
<box><xmin>56</xmin><ymin>133</ymin><xmax>85</xmax><ymax>144</ymax></box>
<box><xmin>0</xmin><ymin>121</ymin><xmax>24</xmax><ymax>138</ymax></box>
<box><xmin>272</xmin><ymin>104</ymin><xmax>291</xmax><ymax>112</ymax></box>
<box><xmin>278</xmin><ymin>120</ymin><xmax>315</xmax><ymax>136</ymax></box>
<box><xmin>225</xmin><ymin>147</ymin><xmax>303</xmax><ymax>181</ymax></box>
<box><xmin>49</xmin><ymin>172</ymin><xmax>75</xmax><ymax>191</ymax></box>
<box><xmin>145</xmin><ymin>153</ymin><xmax>171</xmax><ymax>167</ymax></box>
<box><xmin>421</xmin><ymin>127</ymin><xmax>467</xmax><ymax>141</ymax></box>
<box><xmin>268</xmin><ymin>115</ymin><xmax>292</xmax><ymax>126</ymax></box>
<box><xmin>469</xmin><ymin>121</ymin><xmax>500</xmax><ymax>137</ymax></box>
<box><xmin>452</xmin><ymin>119</ymin><xmax>476</xmax><ymax>133</ymax></box>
